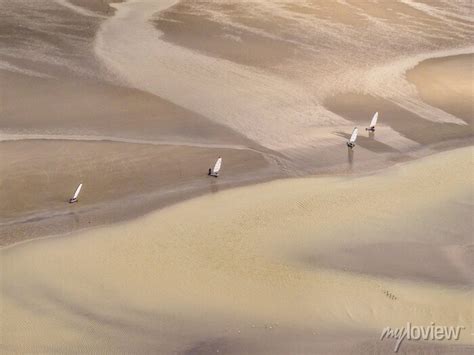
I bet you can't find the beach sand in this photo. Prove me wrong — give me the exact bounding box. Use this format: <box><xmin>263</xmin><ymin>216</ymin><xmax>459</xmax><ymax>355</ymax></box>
<box><xmin>406</xmin><ymin>54</ymin><xmax>473</xmax><ymax>124</ymax></box>
<box><xmin>2</xmin><ymin>147</ymin><xmax>472</xmax><ymax>354</ymax></box>
<box><xmin>2</xmin><ymin>0</ymin><xmax>472</xmax><ymax>246</ymax></box>
<box><xmin>3</xmin><ymin>53</ymin><xmax>471</xmax><ymax>246</ymax></box>
<box><xmin>0</xmin><ymin>70</ymin><xmax>259</xmax><ymax>147</ymax></box>
<box><xmin>0</xmin><ymin>139</ymin><xmax>275</xmax><ymax>246</ymax></box>
<box><xmin>1</xmin><ymin>1</ymin><xmax>473</xmax><ymax>353</ymax></box>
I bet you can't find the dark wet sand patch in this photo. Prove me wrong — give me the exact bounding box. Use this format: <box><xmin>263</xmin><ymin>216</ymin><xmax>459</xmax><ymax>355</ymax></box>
<box><xmin>325</xmin><ymin>93</ymin><xmax>473</xmax><ymax>146</ymax></box>
<box><xmin>69</xmin><ymin>0</ymin><xmax>124</xmax><ymax>15</ymax></box>
<box><xmin>0</xmin><ymin>139</ymin><xmax>277</xmax><ymax>246</ymax></box>
<box><xmin>153</xmin><ymin>2</ymin><xmax>298</xmax><ymax>69</ymax></box>
<box><xmin>407</xmin><ymin>53</ymin><xmax>473</xmax><ymax>124</ymax></box>
<box><xmin>0</xmin><ymin>70</ymin><xmax>259</xmax><ymax>148</ymax></box>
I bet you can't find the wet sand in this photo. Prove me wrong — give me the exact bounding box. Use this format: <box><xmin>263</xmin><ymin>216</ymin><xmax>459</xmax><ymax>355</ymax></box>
<box><xmin>2</xmin><ymin>0</ymin><xmax>472</xmax><ymax>248</ymax></box>
<box><xmin>1</xmin><ymin>2</ymin><xmax>473</xmax><ymax>353</ymax></box>
<box><xmin>0</xmin><ymin>59</ymin><xmax>279</xmax><ymax>247</ymax></box>
<box><xmin>67</xmin><ymin>0</ymin><xmax>124</xmax><ymax>15</ymax></box>
<box><xmin>2</xmin><ymin>147</ymin><xmax>472</xmax><ymax>354</ymax></box>
<box><xmin>2</xmin><ymin>52</ymin><xmax>473</xmax><ymax>246</ymax></box>
<box><xmin>0</xmin><ymin>70</ymin><xmax>257</xmax><ymax>147</ymax></box>
<box><xmin>0</xmin><ymin>139</ymin><xmax>276</xmax><ymax>247</ymax></box>
<box><xmin>406</xmin><ymin>53</ymin><xmax>473</xmax><ymax>124</ymax></box>
<box><xmin>323</xmin><ymin>53</ymin><xmax>473</xmax><ymax>171</ymax></box>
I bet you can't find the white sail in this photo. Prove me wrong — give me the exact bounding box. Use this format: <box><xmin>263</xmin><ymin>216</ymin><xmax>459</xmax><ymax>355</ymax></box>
<box><xmin>213</xmin><ymin>157</ymin><xmax>222</xmax><ymax>174</ymax></box>
<box><xmin>72</xmin><ymin>183</ymin><xmax>82</xmax><ymax>199</ymax></box>
<box><xmin>369</xmin><ymin>112</ymin><xmax>378</xmax><ymax>128</ymax></box>
<box><xmin>349</xmin><ymin>128</ymin><xmax>358</xmax><ymax>143</ymax></box>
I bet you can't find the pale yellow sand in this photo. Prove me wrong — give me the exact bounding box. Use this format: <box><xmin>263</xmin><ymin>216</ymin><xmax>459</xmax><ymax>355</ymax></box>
<box><xmin>2</xmin><ymin>147</ymin><xmax>472</xmax><ymax>353</ymax></box>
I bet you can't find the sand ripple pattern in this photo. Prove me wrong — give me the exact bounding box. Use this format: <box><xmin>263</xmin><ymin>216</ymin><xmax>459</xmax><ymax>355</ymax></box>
<box><xmin>2</xmin><ymin>147</ymin><xmax>473</xmax><ymax>353</ymax></box>
<box><xmin>95</xmin><ymin>0</ymin><xmax>472</xmax><ymax>149</ymax></box>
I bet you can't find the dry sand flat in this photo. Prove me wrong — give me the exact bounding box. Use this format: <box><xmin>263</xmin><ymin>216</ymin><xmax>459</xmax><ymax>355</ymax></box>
<box><xmin>1</xmin><ymin>147</ymin><xmax>472</xmax><ymax>354</ymax></box>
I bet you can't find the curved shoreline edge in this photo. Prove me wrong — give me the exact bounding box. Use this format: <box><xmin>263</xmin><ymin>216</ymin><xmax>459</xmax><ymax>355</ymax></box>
<box><xmin>2</xmin><ymin>143</ymin><xmax>472</xmax><ymax>251</ymax></box>
<box><xmin>1</xmin><ymin>145</ymin><xmax>472</xmax><ymax>353</ymax></box>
